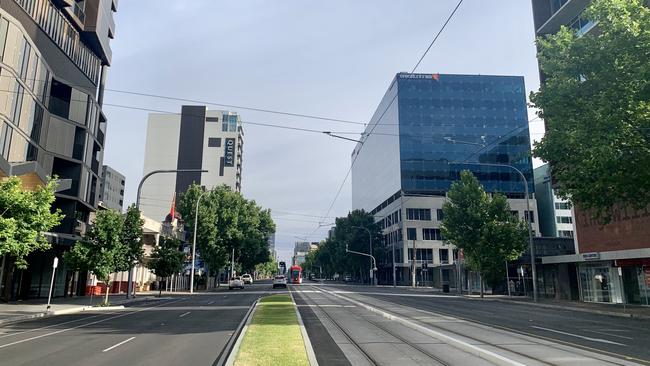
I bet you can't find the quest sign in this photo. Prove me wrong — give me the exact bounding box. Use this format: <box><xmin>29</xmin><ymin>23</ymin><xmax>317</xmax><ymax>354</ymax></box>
<box><xmin>224</xmin><ymin>138</ymin><xmax>235</xmax><ymax>167</ymax></box>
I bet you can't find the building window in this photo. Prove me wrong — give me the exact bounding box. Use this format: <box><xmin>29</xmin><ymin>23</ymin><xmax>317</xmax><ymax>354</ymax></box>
<box><xmin>422</xmin><ymin>228</ymin><xmax>443</xmax><ymax>241</ymax></box>
<box><xmin>407</xmin><ymin>227</ymin><xmax>417</xmax><ymax>241</ymax></box>
<box><xmin>558</xmin><ymin>230</ymin><xmax>574</xmax><ymax>238</ymax></box>
<box><xmin>555</xmin><ymin>202</ymin><xmax>571</xmax><ymax>210</ymax></box>
<box><xmin>510</xmin><ymin>210</ymin><xmax>519</xmax><ymax>218</ymax></box>
<box><xmin>439</xmin><ymin>249</ymin><xmax>449</xmax><ymax>264</ymax></box>
<box><xmin>557</xmin><ymin>216</ymin><xmax>573</xmax><ymax>224</ymax></box>
<box><xmin>436</xmin><ymin>209</ymin><xmax>444</xmax><ymax>221</ymax></box>
<box><xmin>206</xmin><ymin>117</ymin><xmax>219</xmax><ymax>122</ymax></box>
<box><xmin>406</xmin><ymin>208</ymin><xmax>431</xmax><ymax>221</ymax></box>
<box><xmin>524</xmin><ymin>210</ymin><xmax>535</xmax><ymax>223</ymax></box>
<box><xmin>208</xmin><ymin>137</ymin><xmax>221</xmax><ymax>147</ymax></box>
<box><xmin>408</xmin><ymin>248</ymin><xmax>433</xmax><ymax>262</ymax></box>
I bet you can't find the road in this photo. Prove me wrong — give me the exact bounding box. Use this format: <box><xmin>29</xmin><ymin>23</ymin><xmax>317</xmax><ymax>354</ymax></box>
<box><xmin>0</xmin><ymin>281</ymin><xmax>283</xmax><ymax>366</ymax></box>
<box><xmin>293</xmin><ymin>282</ymin><xmax>650</xmax><ymax>366</ymax></box>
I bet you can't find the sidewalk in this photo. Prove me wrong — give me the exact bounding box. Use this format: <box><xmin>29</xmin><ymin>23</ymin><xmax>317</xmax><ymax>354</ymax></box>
<box><xmin>0</xmin><ymin>291</ymin><xmax>160</xmax><ymax>326</ymax></box>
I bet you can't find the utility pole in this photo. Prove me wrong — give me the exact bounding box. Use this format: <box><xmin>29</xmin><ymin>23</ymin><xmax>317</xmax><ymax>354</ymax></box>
<box><xmin>351</xmin><ymin>226</ymin><xmax>375</xmax><ymax>286</ymax></box>
<box><xmin>46</xmin><ymin>257</ymin><xmax>58</xmax><ymax>312</ymax></box>
<box><xmin>190</xmin><ymin>190</ymin><xmax>208</xmax><ymax>294</ymax></box>
<box><xmin>411</xmin><ymin>239</ymin><xmax>416</xmax><ymax>288</ymax></box>
<box><xmin>230</xmin><ymin>247</ymin><xmax>235</xmax><ymax>277</ymax></box>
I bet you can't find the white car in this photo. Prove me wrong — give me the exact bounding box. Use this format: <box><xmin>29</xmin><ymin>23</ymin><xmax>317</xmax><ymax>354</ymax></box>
<box><xmin>242</xmin><ymin>274</ymin><xmax>253</xmax><ymax>284</ymax></box>
<box><xmin>272</xmin><ymin>275</ymin><xmax>287</xmax><ymax>289</ymax></box>
<box><xmin>229</xmin><ymin>276</ymin><xmax>245</xmax><ymax>290</ymax></box>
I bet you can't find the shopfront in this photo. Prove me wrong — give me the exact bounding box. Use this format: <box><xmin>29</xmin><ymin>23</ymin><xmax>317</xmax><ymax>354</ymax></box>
<box><xmin>577</xmin><ymin>262</ymin><xmax>624</xmax><ymax>304</ymax></box>
<box><xmin>616</xmin><ymin>258</ymin><xmax>650</xmax><ymax>306</ymax></box>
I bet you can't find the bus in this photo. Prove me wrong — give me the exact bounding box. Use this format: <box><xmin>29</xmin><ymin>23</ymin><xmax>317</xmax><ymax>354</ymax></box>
<box><xmin>289</xmin><ymin>265</ymin><xmax>303</xmax><ymax>284</ymax></box>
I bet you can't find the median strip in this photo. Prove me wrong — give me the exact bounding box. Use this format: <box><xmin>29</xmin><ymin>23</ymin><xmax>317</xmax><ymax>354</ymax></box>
<box><xmin>232</xmin><ymin>294</ymin><xmax>311</xmax><ymax>366</ymax></box>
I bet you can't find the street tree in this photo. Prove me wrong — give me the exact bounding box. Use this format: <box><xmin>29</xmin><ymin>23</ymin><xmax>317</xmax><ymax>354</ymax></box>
<box><xmin>441</xmin><ymin>171</ymin><xmax>528</xmax><ymax>297</ymax></box>
<box><xmin>148</xmin><ymin>236</ymin><xmax>184</xmax><ymax>297</ymax></box>
<box><xmin>254</xmin><ymin>256</ymin><xmax>278</xmax><ymax>279</ymax></box>
<box><xmin>0</xmin><ymin>177</ymin><xmax>62</xmax><ymax>301</ymax></box>
<box><xmin>121</xmin><ymin>204</ymin><xmax>144</xmax><ymax>294</ymax></box>
<box><xmin>177</xmin><ymin>184</ymin><xmax>275</xmax><ymax>285</ymax></box>
<box><xmin>0</xmin><ymin>177</ymin><xmax>62</xmax><ymax>269</ymax></box>
<box><xmin>64</xmin><ymin>209</ymin><xmax>127</xmax><ymax>305</ymax></box>
<box><xmin>531</xmin><ymin>0</ymin><xmax>650</xmax><ymax>220</ymax></box>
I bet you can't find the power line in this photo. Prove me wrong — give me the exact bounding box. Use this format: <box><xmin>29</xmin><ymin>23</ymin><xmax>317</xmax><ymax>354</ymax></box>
<box><xmin>410</xmin><ymin>0</ymin><xmax>464</xmax><ymax>73</ymax></box>
<box><xmin>0</xmin><ymin>74</ymin><xmax>364</xmax><ymax>125</ymax></box>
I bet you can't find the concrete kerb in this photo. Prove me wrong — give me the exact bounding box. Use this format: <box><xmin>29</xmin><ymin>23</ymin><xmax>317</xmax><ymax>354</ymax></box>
<box><xmin>223</xmin><ymin>299</ymin><xmax>260</xmax><ymax>366</ymax></box>
<box><xmin>486</xmin><ymin>297</ymin><xmax>650</xmax><ymax>320</ymax></box>
<box><xmin>319</xmin><ymin>287</ymin><xmax>526</xmax><ymax>366</ymax></box>
<box><xmin>289</xmin><ymin>290</ymin><xmax>319</xmax><ymax>366</ymax></box>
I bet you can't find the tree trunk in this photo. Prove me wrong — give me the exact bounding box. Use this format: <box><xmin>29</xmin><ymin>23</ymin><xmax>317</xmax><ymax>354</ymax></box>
<box><xmin>104</xmin><ymin>280</ymin><xmax>110</xmax><ymax>305</ymax></box>
<box><xmin>479</xmin><ymin>274</ymin><xmax>484</xmax><ymax>298</ymax></box>
<box><xmin>158</xmin><ymin>280</ymin><xmax>162</xmax><ymax>297</ymax></box>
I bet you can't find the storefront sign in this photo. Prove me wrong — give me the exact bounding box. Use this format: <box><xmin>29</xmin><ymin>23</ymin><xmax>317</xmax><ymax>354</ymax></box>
<box><xmin>224</xmin><ymin>138</ymin><xmax>235</xmax><ymax>167</ymax></box>
<box><xmin>582</xmin><ymin>252</ymin><xmax>600</xmax><ymax>261</ymax></box>
<box><xmin>645</xmin><ymin>268</ymin><xmax>650</xmax><ymax>286</ymax></box>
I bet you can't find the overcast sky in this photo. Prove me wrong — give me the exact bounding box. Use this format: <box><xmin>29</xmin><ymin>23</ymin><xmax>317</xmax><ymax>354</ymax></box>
<box><xmin>102</xmin><ymin>0</ymin><xmax>545</xmax><ymax>264</ymax></box>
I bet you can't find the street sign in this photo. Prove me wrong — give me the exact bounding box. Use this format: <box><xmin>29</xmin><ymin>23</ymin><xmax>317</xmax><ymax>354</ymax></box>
<box><xmin>52</xmin><ymin>257</ymin><xmax>58</xmax><ymax>268</ymax></box>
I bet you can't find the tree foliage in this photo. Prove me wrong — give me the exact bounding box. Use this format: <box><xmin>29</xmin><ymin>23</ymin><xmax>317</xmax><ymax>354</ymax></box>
<box><xmin>254</xmin><ymin>256</ymin><xmax>279</xmax><ymax>279</ymax></box>
<box><xmin>441</xmin><ymin>171</ymin><xmax>528</xmax><ymax>294</ymax></box>
<box><xmin>148</xmin><ymin>236</ymin><xmax>184</xmax><ymax>279</ymax></box>
<box><xmin>531</xmin><ymin>0</ymin><xmax>650</xmax><ymax>220</ymax></box>
<box><xmin>64</xmin><ymin>209</ymin><xmax>127</xmax><ymax>283</ymax></box>
<box><xmin>0</xmin><ymin>177</ymin><xmax>63</xmax><ymax>269</ymax></box>
<box><xmin>120</xmin><ymin>204</ymin><xmax>144</xmax><ymax>271</ymax></box>
<box><xmin>303</xmin><ymin>210</ymin><xmax>381</xmax><ymax>281</ymax></box>
<box><xmin>177</xmin><ymin>184</ymin><xmax>275</xmax><ymax>277</ymax></box>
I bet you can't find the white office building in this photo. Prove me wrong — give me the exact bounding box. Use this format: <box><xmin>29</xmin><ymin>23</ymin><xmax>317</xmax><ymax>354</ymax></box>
<box><xmin>140</xmin><ymin>106</ymin><xmax>243</xmax><ymax>221</ymax></box>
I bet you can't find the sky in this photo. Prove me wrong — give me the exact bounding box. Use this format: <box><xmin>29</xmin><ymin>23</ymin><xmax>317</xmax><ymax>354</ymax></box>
<box><xmin>102</xmin><ymin>0</ymin><xmax>545</xmax><ymax>264</ymax></box>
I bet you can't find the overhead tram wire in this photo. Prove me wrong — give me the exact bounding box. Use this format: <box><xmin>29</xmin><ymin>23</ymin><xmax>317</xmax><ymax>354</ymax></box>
<box><xmin>306</xmin><ymin>0</ymin><xmax>466</xmax><ymax>237</ymax></box>
<box><xmin>0</xmin><ymin>74</ymin><xmax>364</xmax><ymax>126</ymax></box>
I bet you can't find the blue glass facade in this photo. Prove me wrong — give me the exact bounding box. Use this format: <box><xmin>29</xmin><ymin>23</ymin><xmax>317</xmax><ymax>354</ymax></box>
<box><xmin>352</xmin><ymin>73</ymin><xmax>534</xmax><ymax>212</ymax></box>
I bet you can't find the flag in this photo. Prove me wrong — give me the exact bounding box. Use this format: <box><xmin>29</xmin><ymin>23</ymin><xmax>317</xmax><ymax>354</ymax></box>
<box><xmin>169</xmin><ymin>193</ymin><xmax>176</xmax><ymax>220</ymax></box>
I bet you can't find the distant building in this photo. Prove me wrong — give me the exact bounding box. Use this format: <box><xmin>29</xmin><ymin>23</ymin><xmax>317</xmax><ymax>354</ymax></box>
<box><xmin>293</xmin><ymin>241</ymin><xmax>318</xmax><ymax>265</ymax></box>
<box><xmin>98</xmin><ymin>165</ymin><xmax>125</xmax><ymax>212</ymax></box>
<box><xmin>351</xmin><ymin>73</ymin><xmax>538</xmax><ymax>288</ymax></box>
<box><xmin>534</xmin><ymin>164</ymin><xmax>574</xmax><ymax>238</ymax></box>
<box><xmin>140</xmin><ymin>106</ymin><xmax>244</xmax><ymax>221</ymax></box>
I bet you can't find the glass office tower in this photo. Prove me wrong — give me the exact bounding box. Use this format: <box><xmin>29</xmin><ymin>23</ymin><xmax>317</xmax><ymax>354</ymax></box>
<box><xmin>352</xmin><ymin>73</ymin><xmax>534</xmax><ymax>212</ymax></box>
<box><xmin>351</xmin><ymin>73</ymin><xmax>536</xmax><ymax>287</ymax></box>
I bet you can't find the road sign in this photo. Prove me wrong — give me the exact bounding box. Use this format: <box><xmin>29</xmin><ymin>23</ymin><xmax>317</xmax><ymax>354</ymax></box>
<box><xmin>52</xmin><ymin>257</ymin><xmax>58</xmax><ymax>268</ymax></box>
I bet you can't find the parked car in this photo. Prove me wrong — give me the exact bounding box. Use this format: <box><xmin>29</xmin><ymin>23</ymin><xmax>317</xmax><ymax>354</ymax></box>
<box><xmin>273</xmin><ymin>275</ymin><xmax>287</xmax><ymax>289</ymax></box>
<box><xmin>242</xmin><ymin>274</ymin><xmax>253</xmax><ymax>284</ymax></box>
<box><xmin>229</xmin><ymin>276</ymin><xmax>245</xmax><ymax>290</ymax></box>
<box><xmin>344</xmin><ymin>274</ymin><xmax>352</xmax><ymax>283</ymax></box>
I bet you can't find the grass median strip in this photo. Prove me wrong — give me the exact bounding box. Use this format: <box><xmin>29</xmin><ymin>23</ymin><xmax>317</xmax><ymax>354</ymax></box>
<box><xmin>234</xmin><ymin>294</ymin><xmax>309</xmax><ymax>366</ymax></box>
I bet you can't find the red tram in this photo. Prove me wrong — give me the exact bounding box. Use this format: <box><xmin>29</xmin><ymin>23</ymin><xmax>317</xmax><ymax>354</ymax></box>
<box><xmin>289</xmin><ymin>265</ymin><xmax>303</xmax><ymax>284</ymax></box>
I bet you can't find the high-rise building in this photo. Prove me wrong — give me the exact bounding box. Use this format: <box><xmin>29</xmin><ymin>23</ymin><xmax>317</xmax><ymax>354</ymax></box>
<box><xmin>98</xmin><ymin>165</ymin><xmax>124</xmax><ymax>212</ymax></box>
<box><xmin>531</xmin><ymin>0</ymin><xmax>650</xmax><ymax>305</ymax></box>
<box><xmin>351</xmin><ymin>73</ymin><xmax>538</xmax><ymax>288</ymax></box>
<box><xmin>0</xmin><ymin>0</ymin><xmax>117</xmax><ymax>300</ymax></box>
<box><xmin>293</xmin><ymin>241</ymin><xmax>318</xmax><ymax>266</ymax></box>
<box><xmin>534</xmin><ymin>164</ymin><xmax>574</xmax><ymax>238</ymax></box>
<box><xmin>140</xmin><ymin>105</ymin><xmax>243</xmax><ymax>221</ymax></box>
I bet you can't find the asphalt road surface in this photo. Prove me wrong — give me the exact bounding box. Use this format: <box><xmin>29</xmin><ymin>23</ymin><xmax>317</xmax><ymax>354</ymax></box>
<box><xmin>0</xmin><ymin>281</ymin><xmax>284</xmax><ymax>366</ymax></box>
<box><xmin>297</xmin><ymin>282</ymin><xmax>650</xmax><ymax>366</ymax></box>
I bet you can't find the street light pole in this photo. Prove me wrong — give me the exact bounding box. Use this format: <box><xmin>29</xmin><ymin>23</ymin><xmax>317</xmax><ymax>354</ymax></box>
<box><xmin>130</xmin><ymin>169</ymin><xmax>208</xmax><ymax>299</ymax></box>
<box><xmin>345</xmin><ymin>244</ymin><xmax>377</xmax><ymax>283</ymax></box>
<box><xmin>190</xmin><ymin>190</ymin><xmax>208</xmax><ymax>294</ymax></box>
<box><xmin>448</xmin><ymin>161</ymin><xmax>538</xmax><ymax>302</ymax></box>
<box><xmin>351</xmin><ymin>226</ymin><xmax>374</xmax><ymax>286</ymax></box>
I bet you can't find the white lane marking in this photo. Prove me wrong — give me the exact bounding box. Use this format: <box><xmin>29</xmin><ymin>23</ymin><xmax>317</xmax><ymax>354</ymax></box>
<box><xmin>296</xmin><ymin>304</ymin><xmax>355</xmax><ymax>308</ymax></box>
<box><xmin>0</xmin><ymin>314</ymin><xmax>105</xmax><ymax>340</ymax></box>
<box><xmin>102</xmin><ymin>336</ymin><xmax>136</xmax><ymax>352</ymax></box>
<box><xmin>531</xmin><ymin>326</ymin><xmax>626</xmax><ymax>346</ymax></box>
<box><xmin>207</xmin><ymin>301</ymin><xmax>215</xmax><ymax>305</ymax></box>
<box><xmin>179</xmin><ymin>311</ymin><xmax>191</xmax><ymax>318</ymax></box>
<box><xmin>0</xmin><ymin>298</ymin><xmax>184</xmax><ymax>349</ymax></box>
<box><xmin>583</xmin><ymin>329</ymin><xmax>634</xmax><ymax>340</ymax></box>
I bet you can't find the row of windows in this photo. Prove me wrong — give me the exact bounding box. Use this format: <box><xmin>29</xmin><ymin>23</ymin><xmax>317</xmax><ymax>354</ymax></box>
<box><xmin>554</xmin><ymin>202</ymin><xmax>571</xmax><ymax>210</ymax></box>
<box><xmin>558</xmin><ymin>230</ymin><xmax>574</xmax><ymax>238</ymax></box>
<box><xmin>222</xmin><ymin>114</ymin><xmax>239</xmax><ymax>132</ymax></box>
<box><xmin>557</xmin><ymin>216</ymin><xmax>573</xmax><ymax>224</ymax></box>
<box><xmin>406</xmin><ymin>227</ymin><xmax>445</xmax><ymax>241</ymax></box>
<box><xmin>404</xmin><ymin>208</ymin><xmax>444</xmax><ymax>221</ymax></box>
<box><xmin>509</xmin><ymin>210</ymin><xmax>535</xmax><ymax>223</ymax></box>
<box><xmin>0</xmin><ymin>119</ymin><xmax>37</xmax><ymax>163</ymax></box>
<box><xmin>378</xmin><ymin>209</ymin><xmax>401</xmax><ymax>230</ymax></box>
<box><xmin>14</xmin><ymin>0</ymin><xmax>102</xmax><ymax>83</ymax></box>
